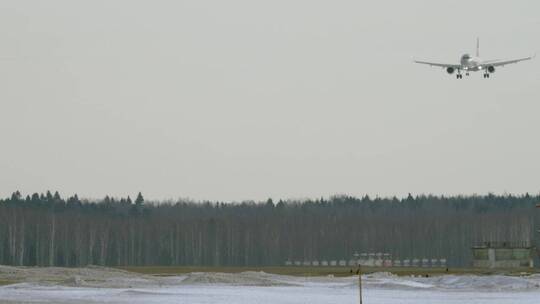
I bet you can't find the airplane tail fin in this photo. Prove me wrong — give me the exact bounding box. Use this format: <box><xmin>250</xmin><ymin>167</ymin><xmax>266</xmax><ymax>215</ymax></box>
<box><xmin>476</xmin><ymin>38</ymin><xmax>480</xmax><ymax>57</ymax></box>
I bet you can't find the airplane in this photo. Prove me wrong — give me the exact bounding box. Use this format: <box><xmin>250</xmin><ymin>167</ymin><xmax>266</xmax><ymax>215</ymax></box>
<box><xmin>414</xmin><ymin>38</ymin><xmax>535</xmax><ymax>79</ymax></box>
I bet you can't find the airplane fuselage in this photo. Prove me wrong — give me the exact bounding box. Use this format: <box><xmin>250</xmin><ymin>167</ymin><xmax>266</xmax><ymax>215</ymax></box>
<box><xmin>460</xmin><ymin>54</ymin><xmax>483</xmax><ymax>71</ymax></box>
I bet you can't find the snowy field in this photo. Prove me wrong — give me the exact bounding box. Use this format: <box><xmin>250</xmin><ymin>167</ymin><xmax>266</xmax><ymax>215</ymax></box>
<box><xmin>1</xmin><ymin>267</ymin><xmax>540</xmax><ymax>304</ymax></box>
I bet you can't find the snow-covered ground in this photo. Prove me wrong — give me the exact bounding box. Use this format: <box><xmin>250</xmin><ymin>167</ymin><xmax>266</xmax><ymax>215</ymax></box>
<box><xmin>1</xmin><ymin>268</ymin><xmax>540</xmax><ymax>304</ymax></box>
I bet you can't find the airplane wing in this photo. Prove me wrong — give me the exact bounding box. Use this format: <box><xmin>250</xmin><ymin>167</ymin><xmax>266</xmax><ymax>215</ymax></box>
<box><xmin>481</xmin><ymin>55</ymin><xmax>535</xmax><ymax>67</ymax></box>
<box><xmin>414</xmin><ymin>60</ymin><xmax>460</xmax><ymax>69</ymax></box>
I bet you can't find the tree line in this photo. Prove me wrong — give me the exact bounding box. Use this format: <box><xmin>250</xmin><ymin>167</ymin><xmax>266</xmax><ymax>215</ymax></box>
<box><xmin>0</xmin><ymin>191</ymin><xmax>538</xmax><ymax>267</ymax></box>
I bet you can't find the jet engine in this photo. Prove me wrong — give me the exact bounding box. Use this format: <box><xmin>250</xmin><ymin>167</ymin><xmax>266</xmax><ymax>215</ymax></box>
<box><xmin>446</xmin><ymin>67</ymin><xmax>455</xmax><ymax>74</ymax></box>
<box><xmin>487</xmin><ymin>66</ymin><xmax>495</xmax><ymax>73</ymax></box>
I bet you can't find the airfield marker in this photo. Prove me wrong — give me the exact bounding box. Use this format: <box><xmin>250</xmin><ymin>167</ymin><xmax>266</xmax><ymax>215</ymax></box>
<box><xmin>358</xmin><ymin>265</ymin><xmax>363</xmax><ymax>304</ymax></box>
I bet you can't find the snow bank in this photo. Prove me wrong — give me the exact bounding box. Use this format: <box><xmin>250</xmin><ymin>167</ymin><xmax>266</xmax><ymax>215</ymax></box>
<box><xmin>360</xmin><ymin>272</ymin><xmax>540</xmax><ymax>291</ymax></box>
<box><xmin>179</xmin><ymin>271</ymin><xmax>298</xmax><ymax>286</ymax></box>
<box><xmin>1</xmin><ymin>266</ymin><xmax>539</xmax><ymax>291</ymax></box>
<box><xmin>426</xmin><ymin>274</ymin><xmax>540</xmax><ymax>291</ymax></box>
<box><xmin>0</xmin><ymin>265</ymin><xmax>183</xmax><ymax>288</ymax></box>
<box><xmin>177</xmin><ymin>271</ymin><xmax>540</xmax><ymax>291</ymax></box>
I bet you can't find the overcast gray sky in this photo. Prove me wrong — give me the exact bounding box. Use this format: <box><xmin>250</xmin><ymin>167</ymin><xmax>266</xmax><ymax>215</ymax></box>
<box><xmin>1</xmin><ymin>0</ymin><xmax>539</xmax><ymax>201</ymax></box>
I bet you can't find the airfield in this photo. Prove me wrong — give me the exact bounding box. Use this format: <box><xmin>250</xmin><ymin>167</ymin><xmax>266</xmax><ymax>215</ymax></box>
<box><xmin>118</xmin><ymin>266</ymin><xmax>540</xmax><ymax>277</ymax></box>
<box><xmin>1</xmin><ymin>266</ymin><xmax>540</xmax><ymax>303</ymax></box>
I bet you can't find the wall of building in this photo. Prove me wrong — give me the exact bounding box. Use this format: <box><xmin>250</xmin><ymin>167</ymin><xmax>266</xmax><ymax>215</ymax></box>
<box><xmin>472</xmin><ymin>247</ymin><xmax>534</xmax><ymax>268</ymax></box>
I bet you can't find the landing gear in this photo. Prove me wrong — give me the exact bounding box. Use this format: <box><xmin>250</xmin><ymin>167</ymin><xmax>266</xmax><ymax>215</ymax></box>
<box><xmin>456</xmin><ymin>74</ymin><xmax>463</xmax><ymax>79</ymax></box>
<box><xmin>466</xmin><ymin>72</ymin><xmax>470</xmax><ymax>76</ymax></box>
<box><xmin>483</xmin><ymin>73</ymin><xmax>490</xmax><ymax>79</ymax></box>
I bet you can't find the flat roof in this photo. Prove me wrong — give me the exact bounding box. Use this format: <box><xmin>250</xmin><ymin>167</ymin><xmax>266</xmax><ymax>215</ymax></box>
<box><xmin>472</xmin><ymin>242</ymin><xmax>534</xmax><ymax>249</ymax></box>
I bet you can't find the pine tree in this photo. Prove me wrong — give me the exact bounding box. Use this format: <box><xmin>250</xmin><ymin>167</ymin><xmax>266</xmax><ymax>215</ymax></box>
<box><xmin>135</xmin><ymin>192</ymin><xmax>144</xmax><ymax>206</ymax></box>
<box><xmin>10</xmin><ymin>191</ymin><xmax>21</xmax><ymax>201</ymax></box>
<box><xmin>130</xmin><ymin>192</ymin><xmax>145</xmax><ymax>215</ymax></box>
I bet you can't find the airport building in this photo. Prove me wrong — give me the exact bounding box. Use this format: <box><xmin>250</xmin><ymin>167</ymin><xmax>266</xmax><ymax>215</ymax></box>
<box><xmin>472</xmin><ymin>242</ymin><xmax>535</xmax><ymax>269</ymax></box>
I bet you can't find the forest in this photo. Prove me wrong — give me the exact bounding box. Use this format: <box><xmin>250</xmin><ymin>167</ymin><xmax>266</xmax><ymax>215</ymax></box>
<box><xmin>0</xmin><ymin>191</ymin><xmax>538</xmax><ymax>267</ymax></box>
